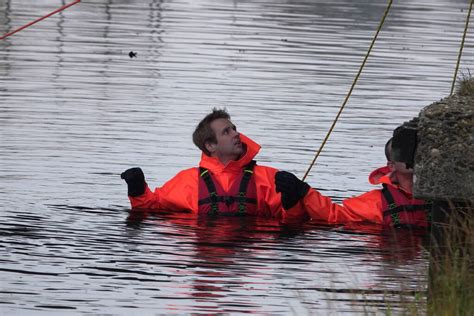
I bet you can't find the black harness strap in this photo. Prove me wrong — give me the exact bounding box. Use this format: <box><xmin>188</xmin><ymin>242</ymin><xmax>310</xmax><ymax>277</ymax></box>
<box><xmin>383</xmin><ymin>204</ymin><xmax>432</xmax><ymax>216</ymax></box>
<box><xmin>237</xmin><ymin>161</ymin><xmax>256</xmax><ymax>214</ymax></box>
<box><xmin>381</xmin><ymin>184</ymin><xmax>432</xmax><ymax>226</ymax></box>
<box><xmin>198</xmin><ymin>195</ymin><xmax>257</xmax><ymax>205</ymax></box>
<box><xmin>381</xmin><ymin>184</ymin><xmax>400</xmax><ymax>225</ymax></box>
<box><xmin>198</xmin><ymin>161</ymin><xmax>257</xmax><ymax>215</ymax></box>
<box><xmin>199</xmin><ymin>168</ymin><xmax>219</xmax><ymax>215</ymax></box>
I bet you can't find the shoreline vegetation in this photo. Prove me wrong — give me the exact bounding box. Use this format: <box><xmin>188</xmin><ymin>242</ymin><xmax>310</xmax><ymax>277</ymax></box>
<box><xmin>427</xmin><ymin>202</ymin><xmax>473</xmax><ymax>316</ymax></box>
<box><xmin>456</xmin><ymin>70</ymin><xmax>474</xmax><ymax>96</ymax></box>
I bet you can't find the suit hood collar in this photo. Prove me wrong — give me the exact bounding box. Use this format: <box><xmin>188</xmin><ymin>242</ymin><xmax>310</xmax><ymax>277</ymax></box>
<box><xmin>199</xmin><ymin>133</ymin><xmax>260</xmax><ymax>172</ymax></box>
<box><xmin>369</xmin><ymin>165</ymin><xmax>392</xmax><ymax>186</ymax></box>
<box><xmin>369</xmin><ymin>165</ymin><xmax>411</xmax><ymax>194</ymax></box>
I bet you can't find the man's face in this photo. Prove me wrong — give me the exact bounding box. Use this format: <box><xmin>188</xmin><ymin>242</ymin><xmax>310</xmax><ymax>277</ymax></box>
<box><xmin>386</xmin><ymin>140</ymin><xmax>413</xmax><ymax>175</ymax></box>
<box><xmin>207</xmin><ymin>118</ymin><xmax>243</xmax><ymax>163</ymax></box>
<box><xmin>389</xmin><ymin>161</ymin><xmax>414</xmax><ymax>175</ymax></box>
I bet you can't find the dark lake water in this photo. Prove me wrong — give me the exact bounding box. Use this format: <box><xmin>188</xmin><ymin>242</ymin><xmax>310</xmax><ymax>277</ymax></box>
<box><xmin>1</xmin><ymin>0</ymin><xmax>472</xmax><ymax>314</ymax></box>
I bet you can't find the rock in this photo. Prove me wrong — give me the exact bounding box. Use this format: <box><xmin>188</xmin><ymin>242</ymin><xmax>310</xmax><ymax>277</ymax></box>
<box><xmin>413</xmin><ymin>93</ymin><xmax>474</xmax><ymax>202</ymax></box>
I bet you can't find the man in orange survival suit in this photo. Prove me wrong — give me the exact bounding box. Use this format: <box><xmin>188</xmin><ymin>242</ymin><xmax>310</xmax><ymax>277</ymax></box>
<box><xmin>276</xmin><ymin>125</ymin><xmax>431</xmax><ymax>228</ymax></box>
<box><xmin>121</xmin><ymin>108</ymin><xmax>311</xmax><ymax>221</ymax></box>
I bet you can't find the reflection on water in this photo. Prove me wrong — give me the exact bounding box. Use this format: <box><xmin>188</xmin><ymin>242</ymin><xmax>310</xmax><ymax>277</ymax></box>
<box><xmin>1</xmin><ymin>0</ymin><xmax>471</xmax><ymax>314</ymax></box>
<box><xmin>1</xmin><ymin>207</ymin><xmax>429</xmax><ymax>314</ymax></box>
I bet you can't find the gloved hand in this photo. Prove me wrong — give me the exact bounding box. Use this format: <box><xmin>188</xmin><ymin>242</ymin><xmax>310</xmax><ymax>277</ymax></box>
<box><xmin>121</xmin><ymin>167</ymin><xmax>146</xmax><ymax>197</ymax></box>
<box><xmin>275</xmin><ymin>171</ymin><xmax>310</xmax><ymax>209</ymax></box>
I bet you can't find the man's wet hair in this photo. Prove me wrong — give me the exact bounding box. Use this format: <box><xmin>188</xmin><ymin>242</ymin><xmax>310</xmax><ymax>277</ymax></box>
<box><xmin>384</xmin><ymin>138</ymin><xmax>392</xmax><ymax>162</ymax></box>
<box><xmin>193</xmin><ymin>108</ymin><xmax>230</xmax><ymax>156</ymax></box>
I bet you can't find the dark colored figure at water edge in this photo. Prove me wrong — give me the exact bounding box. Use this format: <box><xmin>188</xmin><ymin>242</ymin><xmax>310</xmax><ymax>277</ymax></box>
<box><xmin>121</xmin><ymin>108</ymin><xmax>311</xmax><ymax>222</ymax></box>
<box><xmin>121</xmin><ymin>109</ymin><xmax>430</xmax><ymax>228</ymax></box>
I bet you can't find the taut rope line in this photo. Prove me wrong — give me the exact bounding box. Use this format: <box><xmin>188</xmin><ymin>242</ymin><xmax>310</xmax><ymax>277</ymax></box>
<box><xmin>302</xmin><ymin>0</ymin><xmax>393</xmax><ymax>181</ymax></box>
<box><xmin>0</xmin><ymin>0</ymin><xmax>81</xmax><ymax>40</ymax></box>
<box><xmin>450</xmin><ymin>0</ymin><xmax>473</xmax><ymax>95</ymax></box>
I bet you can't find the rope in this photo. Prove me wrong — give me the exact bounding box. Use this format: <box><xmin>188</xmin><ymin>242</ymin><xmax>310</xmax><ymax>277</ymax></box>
<box><xmin>302</xmin><ymin>0</ymin><xmax>393</xmax><ymax>181</ymax></box>
<box><xmin>0</xmin><ymin>0</ymin><xmax>81</xmax><ymax>40</ymax></box>
<box><xmin>450</xmin><ymin>0</ymin><xmax>473</xmax><ymax>95</ymax></box>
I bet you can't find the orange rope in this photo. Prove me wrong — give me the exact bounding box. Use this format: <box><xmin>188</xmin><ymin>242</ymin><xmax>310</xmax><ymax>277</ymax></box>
<box><xmin>1</xmin><ymin>0</ymin><xmax>81</xmax><ymax>40</ymax></box>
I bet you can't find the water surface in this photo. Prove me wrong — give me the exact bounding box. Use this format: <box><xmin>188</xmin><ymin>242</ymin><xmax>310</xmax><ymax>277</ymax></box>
<box><xmin>1</xmin><ymin>0</ymin><xmax>472</xmax><ymax>314</ymax></box>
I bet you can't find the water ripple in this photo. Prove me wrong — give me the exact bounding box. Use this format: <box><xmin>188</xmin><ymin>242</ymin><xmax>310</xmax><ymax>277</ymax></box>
<box><xmin>1</xmin><ymin>0</ymin><xmax>463</xmax><ymax>313</ymax></box>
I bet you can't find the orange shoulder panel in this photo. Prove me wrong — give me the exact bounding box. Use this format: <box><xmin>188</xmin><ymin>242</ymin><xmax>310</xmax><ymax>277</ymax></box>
<box><xmin>129</xmin><ymin>168</ymin><xmax>199</xmax><ymax>213</ymax></box>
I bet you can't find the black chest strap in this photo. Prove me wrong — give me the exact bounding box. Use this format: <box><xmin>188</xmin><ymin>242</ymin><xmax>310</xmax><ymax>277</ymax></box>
<box><xmin>198</xmin><ymin>161</ymin><xmax>257</xmax><ymax>215</ymax></box>
<box><xmin>381</xmin><ymin>184</ymin><xmax>432</xmax><ymax>226</ymax></box>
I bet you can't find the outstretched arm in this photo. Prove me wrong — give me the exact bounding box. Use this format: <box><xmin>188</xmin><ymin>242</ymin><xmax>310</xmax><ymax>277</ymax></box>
<box><xmin>121</xmin><ymin>167</ymin><xmax>199</xmax><ymax>212</ymax></box>
<box><xmin>302</xmin><ymin>189</ymin><xmax>384</xmax><ymax>224</ymax></box>
<box><xmin>275</xmin><ymin>171</ymin><xmax>384</xmax><ymax>224</ymax></box>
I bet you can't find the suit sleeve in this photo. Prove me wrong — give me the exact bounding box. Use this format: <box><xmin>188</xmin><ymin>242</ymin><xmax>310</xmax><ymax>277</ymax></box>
<box><xmin>252</xmin><ymin>166</ymin><xmax>285</xmax><ymax>218</ymax></box>
<box><xmin>253</xmin><ymin>166</ymin><xmax>310</xmax><ymax>222</ymax></box>
<box><xmin>300</xmin><ymin>188</ymin><xmax>384</xmax><ymax>224</ymax></box>
<box><xmin>128</xmin><ymin>168</ymin><xmax>199</xmax><ymax>212</ymax></box>
<box><xmin>256</xmin><ymin>164</ymin><xmax>384</xmax><ymax>224</ymax></box>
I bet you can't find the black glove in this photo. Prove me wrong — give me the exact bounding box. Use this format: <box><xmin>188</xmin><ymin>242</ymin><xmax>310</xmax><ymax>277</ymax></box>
<box><xmin>275</xmin><ymin>171</ymin><xmax>310</xmax><ymax>209</ymax></box>
<box><xmin>121</xmin><ymin>167</ymin><xmax>146</xmax><ymax>197</ymax></box>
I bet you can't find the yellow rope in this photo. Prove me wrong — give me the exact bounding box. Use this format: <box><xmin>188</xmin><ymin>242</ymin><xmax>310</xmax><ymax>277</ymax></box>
<box><xmin>302</xmin><ymin>0</ymin><xmax>393</xmax><ymax>181</ymax></box>
<box><xmin>450</xmin><ymin>0</ymin><xmax>473</xmax><ymax>95</ymax></box>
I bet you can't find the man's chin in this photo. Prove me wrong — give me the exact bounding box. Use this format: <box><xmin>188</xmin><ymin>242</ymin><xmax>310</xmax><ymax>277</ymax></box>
<box><xmin>236</xmin><ymin>144</ymin><xmax>246</xmax><ymax>156</ymax></box>
<box><xmin>234</xmin><ymin>150</ymin><xmax>243</xmax><ymax>158</ymax></box>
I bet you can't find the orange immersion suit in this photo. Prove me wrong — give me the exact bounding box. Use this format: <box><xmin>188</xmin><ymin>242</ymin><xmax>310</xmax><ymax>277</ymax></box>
<box><xmin>128</xmin><ymin>134</ymin><xmax>309</xmax><ymax>221</ymax></box>
<box><xmin>301</xmin><ymin>166</ymin><xmax>431</xmax><ymax>227</ymax></box>
<box><xmin>128</xmin><ymin>134</ymin><xmax>429</xmax><ymax>227</ymax></box>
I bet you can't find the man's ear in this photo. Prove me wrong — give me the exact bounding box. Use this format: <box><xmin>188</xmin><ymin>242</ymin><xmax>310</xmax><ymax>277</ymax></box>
<box><xmin>205</xmin><ymin>141</ymin><xmax>216</xmax><ymax>155</ymax></box>
<box><xmin>387</xmin><ymin>161</ymin><xmax>395</xmax><ymax>172</ymax></box>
